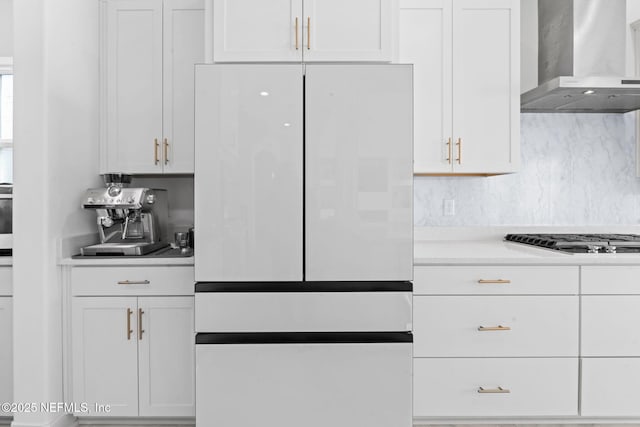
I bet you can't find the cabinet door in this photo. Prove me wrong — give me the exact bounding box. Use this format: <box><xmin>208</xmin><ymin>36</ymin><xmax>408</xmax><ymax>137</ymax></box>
<box><xmin>0</xmin><ymin>298</ymin><xmax>11</xmax><ymax>406</ymax></box>
<box><xmin>305</xmin><ymin>65</ymin><xmax>413</xmax><ymax>281</ymax></box>
<box><xmin>194</xmin><ymin>65</ymin><xmax>303</xmax><ymax>282</ymax></box>
<box><xmin>138</xmin><ymin>297</ymin><xmax>195</xmax><ymax>417</ymax></box>
<box><xmin>581</xmin><ymin>358</ymin><xmax>640</xmax><ymax>416</ymax></box>
<box><xmin>302</xmin><ymin>0</ymin><xmax>392</xmax><ymax>62</ymax></box>
<box><xmin>582</xmin><ymin>296</ymin><xmax>640</xmax><ymax>356</ymax></box>
<box><xmin>398</xmin><ymin>0</ymin><xmax>452</xmax><ymax>174</ymax></box>
<box><xmin>162</xmin><ymin>0</ymin><xmax>205</xmax><ymax>173</ymax></box>
<box><xmin>212</xmin><ymin>0</ymin><xmax>302</xmax><ymax>62</ymax></box>
<box><xmin>452</xmin><ymin>0</ymin><xmax>519</xmax><ymax>174</ymax></box>
<box><xmin>104</xmin><ymin>0</ymin><xmax>163</xmax><ymax>173</ymax></box>
<box><xmin>72</xmin><ymin>297</ymin><xmax>139</xmax><ymax>416</ymax></box>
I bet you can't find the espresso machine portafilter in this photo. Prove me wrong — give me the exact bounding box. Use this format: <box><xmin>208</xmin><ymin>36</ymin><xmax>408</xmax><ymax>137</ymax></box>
<box><xmin>80</xmin><ymin>174</ymin><xmax>170</xmax><ymax>256</ymax></box>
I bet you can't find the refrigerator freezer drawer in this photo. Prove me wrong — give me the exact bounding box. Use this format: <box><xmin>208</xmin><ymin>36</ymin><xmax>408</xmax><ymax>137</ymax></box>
<box><xmin>195</xmin><ymin>285</ymin><xmax>412</xmax><ymax>333</ymax></box>
<box><xmin>196</xmin><ymin>338</ymin><xmax>412</xmax><ymax>427</ymax></box>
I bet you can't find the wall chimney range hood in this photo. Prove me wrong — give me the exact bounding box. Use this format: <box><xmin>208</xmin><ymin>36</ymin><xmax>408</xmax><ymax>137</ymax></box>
<box><xmin>521</xmin><ymin>0</ymin><xmax>640</xmax><ymax>113</ymax></box>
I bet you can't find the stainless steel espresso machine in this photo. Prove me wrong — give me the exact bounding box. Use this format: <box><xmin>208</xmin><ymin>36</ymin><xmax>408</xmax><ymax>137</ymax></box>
<box><xmin>80</xmin><ymin>174</ymin><xmax>170</xmax><ymax>256</ymax></box>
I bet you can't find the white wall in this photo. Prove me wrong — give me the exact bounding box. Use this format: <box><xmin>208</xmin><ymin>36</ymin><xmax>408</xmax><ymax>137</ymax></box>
<box><xmin>0</xmin><ymin>0</ymin><xmax>12</xmax><ymax>57</ymax></box>
<box><xmin>13</xmin><ymin>0</ymin><xmax>100</xmax><ymax>425</ymax></box>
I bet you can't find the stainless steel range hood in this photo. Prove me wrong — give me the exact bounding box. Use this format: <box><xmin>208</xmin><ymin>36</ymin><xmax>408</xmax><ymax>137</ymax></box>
<box><xmin>521</xmin><ymin>0</ymin><xmax>640</xmax><ymax>113</ymax></box>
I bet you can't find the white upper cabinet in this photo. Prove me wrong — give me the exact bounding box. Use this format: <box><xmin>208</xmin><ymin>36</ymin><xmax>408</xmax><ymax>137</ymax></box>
<box><xmin>101</xmin><ymin>0</ymin><xmax>204</xmax><ymax>174</ymax></box>
<box><xmin>208</xmin><ymin>0</ymin><xmax>392</xmax><ymax>62</ymax></box>
<box><xmin>212</xmin><ymin>0</ymin><xmax>302</xmax><ymax>62</ymax></box>
<box><xmin>398</xmin><ymin>0</ymin><xmax>520</xmax><ymax>175</ymax></box>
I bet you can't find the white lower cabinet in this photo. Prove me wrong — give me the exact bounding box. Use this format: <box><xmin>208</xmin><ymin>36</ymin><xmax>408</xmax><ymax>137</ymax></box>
<box><xmin>414</xmin><ymin>358</ymin><xmax>579</xmax><ymax>417</ymax></box>
<box><xmin>414</xmin><ymin>296</ymin><xmax>578</xmax><ymax>357</ymax></box>
<box><xmin>71</xmin><ymin>295</ymin><xmax>195</xmax><ymax>417</ymax></box>
<box><xmin>581</xmin><ymin>358</ymin><xmax>640</xmax><ymax>417</ymax></box>
<box><xmin>0</xmin><ymin>297</ymin><xmax>12</xmax><ymax>407</ymax></box>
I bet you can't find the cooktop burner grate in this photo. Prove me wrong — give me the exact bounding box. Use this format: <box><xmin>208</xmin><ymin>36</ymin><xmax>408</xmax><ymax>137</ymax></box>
<box><xmin>505</xmin><ymin>233</ymin><xmax>640</xmax><ymax>253</ymax></box>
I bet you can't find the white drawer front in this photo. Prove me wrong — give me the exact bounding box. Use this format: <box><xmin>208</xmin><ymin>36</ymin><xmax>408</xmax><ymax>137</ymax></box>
<box><xmin>582</xmin><ymin>295</ymin><xmax>640</xmax><ymax>356</ymax></box>
<box><xmin>582</xmin><ymin>266</ymin><xmax>640</xmax><ymax>294</ymax></box>
<box><xmin>414</xmin><ymin>296</ymin><xmax>578</xmax><ymax>357</ymax></box>
<box><xmin>413</xmin><ymin>358</ymin><xmax>578</xmax><ymax>417</ymax></box>
<box><xmin>581</xmin><ymin>358</ymin><xmax>640</xmax><ymax>416</ymax></box>
<box><xmin>0</xmin><ymin>267</ymin><xmax>11</xmax><ymax>296</ymax></box>
<box><xmin>414</xmin><ymin>266</ymin><xmax>578</xmax><ymax>295</ymax></box>
<box><xmin>71</xmin><ymin>266</ymin><xmax>194</xmax><ymax>296</ymax></box>
<box><xmin>195</xmin><ymin>291</ymin><xmax>412</xmax><ymax>333</ymax></box>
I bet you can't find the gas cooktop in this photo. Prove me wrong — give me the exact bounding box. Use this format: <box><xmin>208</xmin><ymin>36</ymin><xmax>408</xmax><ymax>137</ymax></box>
<box><xmin>505</xmin><ymin>233</ymin><xmax>640</xmax><ymax>254</ymax></box>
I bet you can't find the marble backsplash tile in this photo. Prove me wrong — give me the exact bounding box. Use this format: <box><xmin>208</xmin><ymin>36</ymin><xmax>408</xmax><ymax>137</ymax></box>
<box><xmin>414</xmin><ymin>113</ymin><xmax>640</xmax><ymax>226</ymax></box>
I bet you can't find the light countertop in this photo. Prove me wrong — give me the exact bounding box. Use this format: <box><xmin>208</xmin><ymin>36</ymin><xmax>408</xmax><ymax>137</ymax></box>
<box><xmin>414</xmin><ymin>226</ymin><xmax>640</xmax><ymax>265</ymax></box>
<box><xmin>60</xmin><ymin>255</ymin><xmax>194</xmax><ymax>266</ymax></box>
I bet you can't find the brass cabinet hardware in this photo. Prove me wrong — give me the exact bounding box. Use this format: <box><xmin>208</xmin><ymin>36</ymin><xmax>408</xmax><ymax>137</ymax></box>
<box><xmin>446</xmin><ymin>138</ymin><xmax>452</xmax><ymax>164</ymax></box>
<box><xmin>478</xmin><ymin>325</ymin><xmax>511</xmax><ymax>331</ymax></box>
<box><xmin>307</xmin><ymin>17</ymin><xmax>311</xmax><ymax>50</ymax></box>
<box><xmin>164</xmin><ymin>138</ymin><xmax>169</xmax><ymax>165</ymax></box>
<box><xmin>477</xmin><ymin>279</ymin><xmax>511</xmax><ymax>284</ymax></box>
<box><xmin>456</xmin><ymin>138</ymin><xmax>462</xmax><ymax>164</ymax></box>
<box><xmin>154</xmin><ymin>138</ymin><xmax>160</xmax><ymax>165</ymax></box>
<box><xmin>478</xmin><ymin>386</ymin><xmax>510</xmax><ymax>394</ymax></box>
<box><xmin>295</xmin><ymin>17</ymin><xmax>299</xmax><ymax>50</ymax></box>
<box><xmin>117</xmin><ymin>280</ymin><xmax>151</xmax><ymax>285</ymax></box>
<box><xmin>126</xmin><ymin>308</ymin><xmax>133</xmax><ymax>340</ymax></box>
<box><xmin>138</xmin><ymin>308</ymin><xmax>145</xmax><ymax>340</ymax></box>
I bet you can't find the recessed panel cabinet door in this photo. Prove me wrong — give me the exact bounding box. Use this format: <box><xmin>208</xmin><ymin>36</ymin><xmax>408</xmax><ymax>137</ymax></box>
<box><xmin>0</xmin><ymin>298</ymin><xmax>11</xmax><ymax>406</ymax></box>
<box><xmin>398</xmin><ymin>0</ymin><xmax>452</xmax><ymax>174</ymax></box>
<box><xmin>452</xmin><ymin>0</ymin><xmax>520</xmax><ymax>174</ymax></box>
<box><xmin>195</xmin><ymin>65</ymin><xmax>303</xmax><ymax>282</ymax></box>
<box><xmin>162</xmin><ymin>0</ymin><xmax>205</xmax><ymax>173</ymax></box>
<box><xmin>138</xmin><ymin>297</ymin><xmax>195</xmax><ymax>417</ymax></box>
<box><xmin>305</xmin><ymin>65</ymin><xmax>413</xmax><ymax>281</ymax></box>
<box><xmin>213</xmin><ymin>0</ymin><xmax>302</xmax><ymax>62</ymax></box>
<box><xmin>71</xmin><ymin>297</ymin><xmax>139</xmax><ymax>417</ymax></box>
<box><xmin>105</xmin><ymin>0</ymin><xmax>163</xmax><ymax>173</ymax></box>
<box><xmin>302</xmin><ymin>0</ymin><xmax>392</xmax><ymax>62</ymax></box>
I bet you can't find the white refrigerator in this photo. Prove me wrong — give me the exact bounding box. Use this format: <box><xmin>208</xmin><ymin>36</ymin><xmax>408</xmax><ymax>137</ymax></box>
<box><xmin>194</xmin><ymin>64</ymin><xmax>413</xmax><ymax>427</ymax></box>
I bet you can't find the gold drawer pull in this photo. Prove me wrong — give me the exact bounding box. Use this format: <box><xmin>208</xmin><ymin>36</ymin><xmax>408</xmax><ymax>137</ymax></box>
<box><xmin>154</xmin><ymin>138</ymin><xmax>160</xmax><ymax>165</ymax></box>
<box><xmin>164</xmin><ymin>138</ymin><xmax>169</xmax><ymax>165</ymax></box>
<box><xmin>446</xmin><ymin>138</ymin><xmax>452</xmax><ymax>164</ymax></box>
<box><xmin>138</xmin><ymin>308</ymin><xmax>145</xmax><ymax>340</ymax></box>
<box><xmin>478</xmin><ymin>386</ymin><xmax>510</xmax><ymax>394</ymax></box>
<box><xmin>117</xmin><ymin>280</ymin><xmax>151</xmax><ymax>285</ymax></box>
<box><xmin>126</xmin><ymin>308</ymin><xmax>133</xmax><ymax>340</ymax></box>
<box><xmin>478</xmin><ymin>325</ymin><xmax>511</xmax><ymax>331</ymax></box>
<box><xmin>477</xmin><ymin>279</ymin><xmax>511</xmax><ymax>284</ymax></box>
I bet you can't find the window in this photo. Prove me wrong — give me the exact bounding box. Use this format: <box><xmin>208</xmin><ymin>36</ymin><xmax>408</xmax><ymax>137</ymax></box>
<box><xmin>0</xmin><ymin>70</ymin><xmax>12</xmax><ymax>184</ymax></box>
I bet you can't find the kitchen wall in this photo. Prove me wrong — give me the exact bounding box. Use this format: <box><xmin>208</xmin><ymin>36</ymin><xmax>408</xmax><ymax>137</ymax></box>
<box><xmin>0</xmin><ymin>0</ymin><xmax>12</xmax><ymax>57</ymax></box>
<box><xmin>133</xmin><ymin>176</ymin><xmax>194</xmax><ymax>236</ymax></box>
<box><xmin>414</xmin><ymin>113</ymin><xmax>640</xmax><ymax>226</ymax></box>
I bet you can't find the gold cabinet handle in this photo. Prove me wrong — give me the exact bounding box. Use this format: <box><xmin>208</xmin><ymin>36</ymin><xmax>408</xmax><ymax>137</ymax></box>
<box><xmin>164</xmin><ymin>138</ymin><xmax>169</xmax><ymax>165</ymax></box>
<box><xmin>478</xmin><ymin>386</ymin><xmax>510</xmax><ymax>394</ymax></box>
<box><xmin>295</xmin><ymin>17</ymin><xmax>299</xmax><ymax>50</ymax></box>
<box><xmin>138</xmin><ymin>308</ymin><xmax>145</xmax><ymax>340</ymax></box>
<box><xmin>307</xmin><ymin>17</ymin><xmax>311</xmax><ymax>50</ymax></box>
<box><xmin>456</xmin><ymin>138</ymin><xmax>462</xmax><ymax>164</ymax></box>
<box><xmin>126</xmin><ymin>308</ymin><xmax>133</xmax><ymax>340</ymax></box>
<box><xmin>477</xmin><ymin>279</ymin><xmax>511</xmax><ymax>284</ymax></box>
<box><xmin>478</xmin><ymin>325</ymin><xmax>512</xmax><ymax>331</ymax></box>
<box><xmin>154</xmin><ymin>138</ymin><xmax>160</xmax><ymax>165</ymax></box>
<box><xmin>117</xmin><ymin>280</ymin><xmax>151</xmax><ymax>285</ymax></box>
<box><xmin>446</xmin><ymin>138</ymin><xmax>452</xmax><ymax>164</ymax></box>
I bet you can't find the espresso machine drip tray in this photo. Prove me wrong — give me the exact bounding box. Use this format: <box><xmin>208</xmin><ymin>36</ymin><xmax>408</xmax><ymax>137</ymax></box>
<box><xmin>80</xmin><ymin>242</ymin><xmax>169</xmax><ymax>256</ymax></box>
